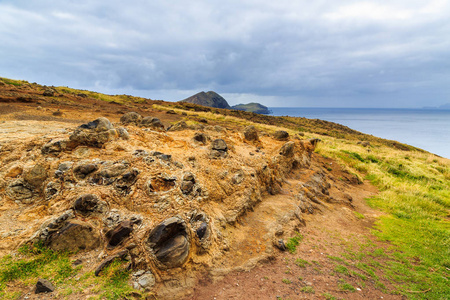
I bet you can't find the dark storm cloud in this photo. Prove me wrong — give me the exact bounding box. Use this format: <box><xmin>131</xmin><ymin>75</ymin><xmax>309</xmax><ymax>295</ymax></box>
<box><xmin>0</xmin><ymin>0</ymin><xmax>449</xmax><ymax>107</ymax></box>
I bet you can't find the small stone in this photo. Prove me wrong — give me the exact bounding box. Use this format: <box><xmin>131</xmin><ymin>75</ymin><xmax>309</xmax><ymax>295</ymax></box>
<box><xmin>35</xmin><ymin>279</ymin><xmax>55</xmax><ymax>294</ymax></box>
<box><xmin>137</xmin><ymin>273</ymin><xmax>156</xmax><ymax>289</ymax></box>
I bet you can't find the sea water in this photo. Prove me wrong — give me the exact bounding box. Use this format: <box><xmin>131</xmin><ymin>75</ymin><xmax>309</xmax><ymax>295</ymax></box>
<box><xmin>270</xmin><ymin>108</ymin><xmax>450</xmax><ymax>159</ymax></box>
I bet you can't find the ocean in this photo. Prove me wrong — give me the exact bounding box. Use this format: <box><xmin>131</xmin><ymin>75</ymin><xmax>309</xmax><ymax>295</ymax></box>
<box><xmin>270</xmin><ymin>108</ymin><xmax>450</xmax><ymax>159</ymax></box>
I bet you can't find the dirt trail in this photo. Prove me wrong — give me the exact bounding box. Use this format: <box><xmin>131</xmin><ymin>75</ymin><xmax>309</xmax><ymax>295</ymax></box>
<box><xmin>188</xmin><ymin>155</ymin><xmax>403</xmax><ymax>300</ymax></box>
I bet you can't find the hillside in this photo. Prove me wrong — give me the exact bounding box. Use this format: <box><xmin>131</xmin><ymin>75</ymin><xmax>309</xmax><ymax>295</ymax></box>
<box><xmin>180</xmin><ymin>91</ymin><xmax>231</xmax><ymax>109</ymax></box>
<box><xmin>0</xmin><ymin>77</ymin><xmax>449</xmax><ymax>300</ymax></box>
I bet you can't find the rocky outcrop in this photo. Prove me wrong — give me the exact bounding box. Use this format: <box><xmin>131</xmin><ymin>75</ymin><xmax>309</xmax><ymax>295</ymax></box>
<box><xmin>0</xmin><ymin>113</ymin><xmax>332</xmax><ymax>299</ymax></box>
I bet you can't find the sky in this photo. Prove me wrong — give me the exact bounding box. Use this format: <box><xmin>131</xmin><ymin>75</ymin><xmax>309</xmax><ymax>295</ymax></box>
<box><xmin>1</xmin><ymin>0</ymin><xmax>449</xmax><ymax>108</ymax></box>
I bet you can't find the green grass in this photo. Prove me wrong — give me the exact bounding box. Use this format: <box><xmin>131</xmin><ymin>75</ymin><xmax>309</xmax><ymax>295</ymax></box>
<box><xmin>338</xmin><ymin>279</ymin><xmax>356</xmax><ymax>292</ymax></box>
<box><xmin>0</xmin><ymin>243</ymin><xmax>140</xmax><ymax>300</ymax></box>
<box><xmin>286</xmin><ymin>232</ymin><xmax>303</xmax><ymax>254</ymax></box>
<box><xmin>316</xmin><ymin>140</ymin><xmax>450</xmax><ymax>299</ymax></box>
<box><xmin>294</xmin><ymin>258</ymin><xmax>310</xmax><ymax>268</ymax></box>
<box><xmin>299</xmin><ymin>286</ymin><xmax>315</xmax><ymax>293</ymax></box>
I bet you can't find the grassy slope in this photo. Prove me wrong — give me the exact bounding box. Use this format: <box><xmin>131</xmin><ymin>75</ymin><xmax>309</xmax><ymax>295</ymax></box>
<box><xmin>0</xmin><ymin>77</ymin><xmax>448</xmax><ymax>299</ymax></box>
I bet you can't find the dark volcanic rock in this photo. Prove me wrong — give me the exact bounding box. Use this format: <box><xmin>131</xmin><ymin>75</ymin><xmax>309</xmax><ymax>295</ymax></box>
<box><xmin>180</xmin><ymin>91</ymin><xmax>231</xmax><ymax>109</ymax></box>
<box><xmin>35</xmin><ymin>278</ymin><xmax>55</xmax><ymax>294</ymax></box>
<box><xmin>106</xmin><ymin>220</ymin><xmax>133</xmax><ymax>248</ymax></box>
<box><xmin>147</xmin><ymin>217</ymin><xmax>190</xmax><ymax>268</ymax></box>
<box><xmin>195</xmin><ymin>222</ymin><xmax>208</xmax><ymax>240</ymax></box>
<box><xmin>115</xmin><ymin>169</ymin><xmax>139</xmax><ymax>194</ymax></box>
<box><xmin>73</xmin><ymin>194</ymin><xmax>107</xmax><ymax>215</ymax></box>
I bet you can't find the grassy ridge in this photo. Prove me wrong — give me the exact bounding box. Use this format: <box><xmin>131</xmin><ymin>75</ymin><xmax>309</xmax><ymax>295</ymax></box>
<box><xmin>316</xmin><ymin>140</ymin><xmax>450</xmax><ymax>299</ymax></box>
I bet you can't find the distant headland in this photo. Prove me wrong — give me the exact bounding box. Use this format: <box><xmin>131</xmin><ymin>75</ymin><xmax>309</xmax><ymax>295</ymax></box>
<box><xmin>180</xmin><ymin>91</ymin><xmax>271</xmax><ymax>114</ymax></box>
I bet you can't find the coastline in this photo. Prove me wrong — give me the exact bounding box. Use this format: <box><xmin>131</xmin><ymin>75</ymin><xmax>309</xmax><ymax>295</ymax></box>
<box><xmin>269</xmin><ymin>107</ymin><xmax>450</xmax><ymax>159</ymax></box>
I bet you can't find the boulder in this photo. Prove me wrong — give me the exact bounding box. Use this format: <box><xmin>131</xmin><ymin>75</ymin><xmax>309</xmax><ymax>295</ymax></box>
<box><xmin>73</xmin><ymin>194</ymin><xmax>107</xmax><ymax>215</ymax></box>
<box><xmin>273</xmin><ymin>130</ymin><xmax>289</xmax><ymax>141</ymax></box>
<box><xmin>147</xmin><ymin>217</ymin><xmax>190</xmax><ymax>268</ymax></box>
<box><xmin>47</xmin><ymin>220</ymin><xmax>101</xmax><ymax>252</ymax></box>
<box><xmin>70</xmin><ymin>117</ymin><xmax>118</xmax><ymax>147</ymax></box>
<box><xmin>106</xmin><ymin>220</ymin><xmax>133</xmax><ymax>248</ymax></box>
<box><xmin>243</xmin><ymin>125</ymin><xmax>259</xmax><ymax>141</ymax></box>
<box><xmin>120</xmin><ymin>112</ymin><xmax>142</xmax><ymax>125</ymax></box>
<box><xmin>35</xmin><ymin>279</ymin><xmax>55</xmax><ymax>294</ymax></box>
<box><xmin>141</xmin><ymin>117</ymin><xmax>164</xmax><ymax>130</ymax></box>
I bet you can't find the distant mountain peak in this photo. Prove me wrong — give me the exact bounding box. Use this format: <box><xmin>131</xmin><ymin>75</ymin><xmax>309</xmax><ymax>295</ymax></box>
<box><xmin>180</xmin><ymin>91</ymin><xmax>230</xmax><ymax>109</ymax></box>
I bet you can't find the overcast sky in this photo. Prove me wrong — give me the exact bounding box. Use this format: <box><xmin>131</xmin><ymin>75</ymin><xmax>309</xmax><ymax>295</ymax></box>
<box><xmin>1</xmin><ymin>0</ymin><xmax>449</xmax><ymax>108</ymax></box>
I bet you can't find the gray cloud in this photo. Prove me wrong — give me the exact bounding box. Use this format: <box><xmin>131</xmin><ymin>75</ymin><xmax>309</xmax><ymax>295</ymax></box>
<box><xmin>1</xmin><ymin>0</ymin><xmax>449</xmax><ymax>107</ymax></box>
